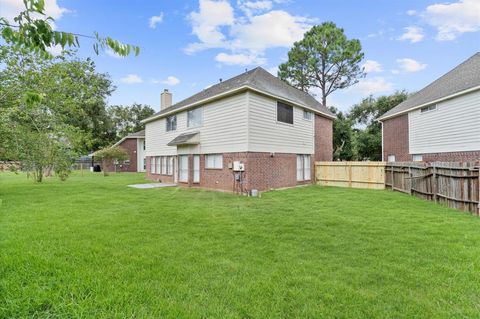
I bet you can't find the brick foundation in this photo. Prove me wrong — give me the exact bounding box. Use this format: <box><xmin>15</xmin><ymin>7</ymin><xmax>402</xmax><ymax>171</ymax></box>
<box><xmin>146</xmin><ymin>152</ymin><xmax>314</xmax><ymax>192</ymax></box>
<box><xmin>382</xmin><ymin>115</ymin><xmax>410</xmax><ymax>161</ymax></box>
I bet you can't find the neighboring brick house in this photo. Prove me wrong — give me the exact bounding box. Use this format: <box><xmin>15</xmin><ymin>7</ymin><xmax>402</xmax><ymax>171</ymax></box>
<box><xmin>106</xmin><ymin>130</ymin><xmax>146</xmax><ymax>172</ymax></box>
<box><xmin>379</xmin><ymin>52</ymin><xmax>480</xmax><ymax>163</ymax></box>
<box><xmin>142</xmin><ymin>67</ymin><xmax>335</xmax><ymax>192</ymax></box>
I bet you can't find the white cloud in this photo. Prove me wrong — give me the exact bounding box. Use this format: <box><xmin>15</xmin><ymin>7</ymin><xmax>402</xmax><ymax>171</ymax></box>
<box><xmin>423</xmin><ymin>0</ymin><xmax>480</xmax><ymax>41</ymax></box>
<box><xmin>185</xmin><ymin>1</ymin><xmax>313</xmax><ymax>65</ymax></box>
<box><xmin>406</xmin><ymin>9</ymin><xmax>417</xmax><ymax>16</ymax></box>
<box><xmin>162</xmin><ymin>76</ymin><xmax>180</xmax><ymax>86</ymax></box>
<box><xmin>266</xmin><ymin>66</ymin><xmax>279</xmax><ymax>76</ymax></box>
<box><xmin>0</xmin><ymin>0</ymin><xmax>69</xmax><ymax>27</ymax></box>
<box><xmin>238</xmin><ymin>0</ymin><xmax>273</xmax><ymax>16</ymax></box>
<box><xmin>230</xmin><ymin>10</ymin><xmax>311</xmax><ymax>53</ymax></box>
<box><xmin>362</xmin><ymin>60</ymin><xmax>383</xmax><ymax>73</ymax></box>
<box><xmin>120</xmin><ymin>74</ymin><xmax>143</xmax><ymax>84</ymax></box>
<box><xmin>149</xmin><ymin>13</ymin><xmax>164</xmax><ymax>29</ymax></box>
<box><xmin>152</xmin><ymin>76</ymin><xmax>181</xmax><ymax>86</ymax></box>
<box><xmin>351</xmin><ymin>77</ymin><xmax>393</xmax><ymax>94</ymax></box>
<box><xmin>215</xmin><ymin>52</ymin><xmax>266</xmax><ymax>65</ymax></box>
<box><xmin>186</xmin><ymin>0</ymin><xmax>235</xmax><ymax>53</ymax></box>
<box><xmin>397</xmin><ymin>26</ymin><xmax>424</xmax><ymax>43</ymax></box>
<box><xmin>396</xmin><ymin>58</ymin><xmax>427</xmax><ymax>72</ymax></box>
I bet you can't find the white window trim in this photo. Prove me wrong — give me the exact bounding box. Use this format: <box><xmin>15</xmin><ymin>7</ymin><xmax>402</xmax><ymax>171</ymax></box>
<box><xmin>303</xmin><ymin>110</ymin><xmax>313</xmax><ymax>121</ymax></box>
<box><xmin>179</xmin><ymin>155</ymin><xmax>189</xmax><ymax>182</ymax></box>
<box><xmin>166</xmin><ymin>115</ymin><xmax>177</xmax><ymax>132</ymax></box>
<box><xmin>276</xmin><ymin>102</ymin><xmax>294</xmax><ymax>126</ymax></box>
<box><xmin>187</xmin><ymin>107</ymin><xmax>203</xmax><ymax>129</ymax></box>
<box><xmin>205</xmin><ymin>154</ymin><xmax>223</xmax><ymax>169</ymax></box>
<box><xmin>296</xmin><ymin>154</ymin><xmax>311</xmax><ymax>181</ymax></box>
<box><xmin>420</xmin><ymin>104</ymin><xmax>437</xmax><ymax>114</ymax></box>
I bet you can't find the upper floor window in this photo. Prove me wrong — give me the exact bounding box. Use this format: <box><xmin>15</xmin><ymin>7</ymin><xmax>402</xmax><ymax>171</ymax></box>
<box><xmin>187</xmin><ymin>107</ymin><xmax>203</xmax><ymax>128</ymax></box>
<box><xmin>303</xmin><ymin>110</ymin><xmax>313</xmax><ymax>120</ymax></box>
<box><xmin>166</xmin><ymin>115</ymin><xmax>177</xmax><ymax>131</ymax></box>
<box><xmin>277</xmin><ymin>102</ymin><xmax>293</xmax><ymax>124</ymax></box>
<box><xmin>420</xmin><ymin>104</ymin><xmax>437</xmax><ymax>113</ymax></box>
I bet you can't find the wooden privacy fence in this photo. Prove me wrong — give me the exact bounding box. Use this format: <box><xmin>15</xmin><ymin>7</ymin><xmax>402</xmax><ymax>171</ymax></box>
<box><xmin>385</xmin><ymin>162</ymin><xmax>480</xmax><ymax>215</ymax></box>
<box><xmin>315</xmin><ymin>161</ymin><xmax>386</xmax><ymax>189</ymax></box>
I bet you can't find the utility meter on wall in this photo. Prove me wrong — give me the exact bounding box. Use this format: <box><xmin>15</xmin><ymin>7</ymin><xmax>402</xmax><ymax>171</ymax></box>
<box><xmin>233</xmin><ymin>161</ymin><xmax>245</xmax><ymax>171</ymax></box>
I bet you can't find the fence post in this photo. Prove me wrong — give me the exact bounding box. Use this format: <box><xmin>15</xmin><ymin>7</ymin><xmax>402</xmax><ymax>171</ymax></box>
<box><xmin>348</xmin><ymin>163</ymin><xmax>352</xmax><ymax>188</ymax></box>
<box><xmin>390</xmin><ymin>164</ymin><xmax>394</xmax><ymax>190</ymax></box>
<box><xmin>408</xmin><ymin>165</ymin><xmax>412</xmax><ymax>195</ymax></box>
<box><xmin>432</xmin><ymin>163</ymin><xmax>437</xmax><ymax>203</ymax></box>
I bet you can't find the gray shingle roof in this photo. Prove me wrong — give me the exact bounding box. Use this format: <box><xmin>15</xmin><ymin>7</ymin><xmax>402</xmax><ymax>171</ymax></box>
<box><xmin>143</xmin><ymin>67</ymin><xmax>334</xmax><ymax>123</ymax></box>
<box><xmin>127</xmin><ymin>129</ymin><xmax>145</xmax><ymax>137</ymax></box>
<box><xmin>379</xmin><ymin>52</ymin><xmax>480</xmax><ymax>120</ymax></box>
<box><xmin>167</xmin><ymin>132</ymin><xmax>200</xmax><ymax>146</ymax></box>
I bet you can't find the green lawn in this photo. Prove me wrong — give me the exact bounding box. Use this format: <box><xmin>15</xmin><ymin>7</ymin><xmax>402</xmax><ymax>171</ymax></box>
<box><xmin>1</xmin><ymin>172</ymin><xmax>479</xmax><ymax>318</ymax></box>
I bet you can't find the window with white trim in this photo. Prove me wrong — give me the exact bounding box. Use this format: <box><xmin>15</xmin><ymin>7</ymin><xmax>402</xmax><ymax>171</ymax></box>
<box><xmin>420</xmin><ymin>104</ymin><xmax>437</xmax><ymax>113</ymax></box>
<box><xmin>296</xmin><ymin>154</ymin><xmax>311</xmax><ymax>181</ymax></box>
<box><xmin>205</xmin><ymin>154</ymin><xmax>223</xmax><ymax>169</ymax></box>
<box><xmin>150</xmin><ymin>157</ymin><xmax>156</xmax><ymax>174</ymax></box>
<box><xmin>303</xmin><ymin>110</ymin><xmax>313</xmax><ymax>120</ymax></box>
<box><xmin>155</xmin><ymin>156</ymin><xmax>161</xmax><ymax>174</ymax></box>
<box><xmin>161</xmin><ymin>156</ymin><xmax>167</xmax><ymax>175</ymax></box>
<box><xmin>387</xmin><ymin>155</ymin><xmax>396</xmax><ymax>162</ymax></box>
<box><xmin>187</xmin><ymin>107</ymin><xmax>203</xmax><ymax>127</ymax></box>
<box><xmin>167</xmin><ymin>156</ymin><xmax>174</xmax><ymax>175</ymax></box>
<box><xmin>166</xmin><ymin>115</ymin><xmax>177</xmax><ymax>131</ymax></box>
<box><xmin>179</xmin><ymin>155</ymin><xmax>188</xmax><ymax>182</ymax></box>
<box><xmin>412</xmin><ymin>154</ymin><xmax>423</xmax><ymax>162</ymax></box>
<box><xmin>277</xmin><ymin>102</ymin><xmax>293</xmax><ymax>124</ymax></box>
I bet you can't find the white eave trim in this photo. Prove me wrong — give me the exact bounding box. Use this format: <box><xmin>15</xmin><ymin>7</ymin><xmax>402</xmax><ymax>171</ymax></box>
<box><xmin>112</xmin><ymin>136</ymin><xmax>144</xmax><ymax>147</ymax></box>
<box><xmin>141</xmin><ymin>85</ymin><xmax>336</xmax><ymax>124</ymax></box>
<box><xmin>378</xmin><ymin>85</ymin><xmax>480</xmax><ymax>121</ymax></box>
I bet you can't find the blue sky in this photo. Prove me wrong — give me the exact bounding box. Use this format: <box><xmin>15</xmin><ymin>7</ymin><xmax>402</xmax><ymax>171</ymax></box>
<box><xmin>2</xmin><ymin>0</ymin><xmax>479</xmax><ymax>112</ymax></box>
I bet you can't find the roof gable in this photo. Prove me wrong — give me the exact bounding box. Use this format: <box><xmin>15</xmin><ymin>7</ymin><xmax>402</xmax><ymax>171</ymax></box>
<box><xmin>379</xmin><ymin>52</ymin><xmax>480</xmax><ymax>120</ymax></box>
<box><xmin>143</xmin><ymin>67</ymin><xmax>334</xmax><ymax>123</ymax></box>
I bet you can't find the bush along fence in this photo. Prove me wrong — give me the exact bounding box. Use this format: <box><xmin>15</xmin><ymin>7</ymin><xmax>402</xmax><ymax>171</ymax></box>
<box><xmin>385</xmin><ymin>162</ymin><xmax>480</xmax><ymax>215</ymax></box>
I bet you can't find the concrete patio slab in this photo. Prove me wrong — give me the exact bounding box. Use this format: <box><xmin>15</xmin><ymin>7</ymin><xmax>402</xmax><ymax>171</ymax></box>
<box><xmin>127</xmin><ymin>183</ymin><xmax>177</xmax><ymax>189</ymax></box>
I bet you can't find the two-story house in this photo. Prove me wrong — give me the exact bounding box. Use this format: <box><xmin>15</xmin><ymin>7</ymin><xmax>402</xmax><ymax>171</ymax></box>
<box><xmin>379</xmin><ymin>52</ymin><xmax>480</xmax><ymax>162</ymax></box>
<box><xmin>142</xmin><ymin>67</ymin><xmax>335</xmax><ymax>192</ymax></box>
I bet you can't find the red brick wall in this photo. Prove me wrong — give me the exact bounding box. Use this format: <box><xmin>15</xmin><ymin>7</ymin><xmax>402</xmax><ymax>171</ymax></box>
<box><xmin>314</xmin><ymin>115</ymin><xmax>333</xmax><ymax>161</ymax></box>
<box><xmin>104</xmin><ymin>138</ymin><xmax>138</xmax><ymax>172</ymax></box>
<box><xmin>421</xmin><ymin>151</ymin><xmax>480</xmax><ymax>162</ymax></box>
<box><xmin>382</xmin><ymin>114</ymin><xmax>411</xmax><ymax>161</ymax></box>
<box><xmin>146</xmin><ymin>152</ymin><xmax>313</xmax><ymax>192</ymax></box>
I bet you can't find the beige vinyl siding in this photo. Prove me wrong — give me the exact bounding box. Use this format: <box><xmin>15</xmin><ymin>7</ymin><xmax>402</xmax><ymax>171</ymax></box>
<box><xmin>247</xmin><ymin>92</ymin><xmax>314</xmax><ymax>154</ymax></box>
<box><xmin>409</xmin><ymin>90</ymin><xmax>480</xmax><ymax>154</ymax></box>
<box><xmin>145</xmin><ymin>93</ymin><xmax>248</xmax><ymax>156</ymax></box>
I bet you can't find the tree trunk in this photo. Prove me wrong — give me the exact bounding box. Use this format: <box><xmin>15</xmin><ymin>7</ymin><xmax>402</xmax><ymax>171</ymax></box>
<box><xmin>35</xmin><ymin>166</ymin><xmax>43</xmax><ymax>182</ymax></box>
<box><xmin>102</xmin><ymin>159</ymin><xmax>109</xmax><ymax>176</ymax></box>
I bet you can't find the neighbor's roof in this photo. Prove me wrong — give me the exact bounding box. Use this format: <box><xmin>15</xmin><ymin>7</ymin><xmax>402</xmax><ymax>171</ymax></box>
<box><xmin>142</xmin><ymin>67</ymin><xmax>335</xmax><ymax>123</ymax></box>
<box><xmin>379</xmin><ymin>52</ymin><xmax>480</xmax><ymax>121</ymax></box>
<box><xmin>112</xmin><ymin>129</ymin><xmax>145</xmax><ymax>147</ymax></box>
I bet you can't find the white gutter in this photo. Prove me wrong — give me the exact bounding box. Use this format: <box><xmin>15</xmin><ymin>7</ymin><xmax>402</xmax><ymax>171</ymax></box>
<box><xmin>378</xmin><ymin>85</ymin><xmax>480</xmax><ymax>121</ymax></box>
<box><xmin>141</xmin><ymin>85</ymin><xmax>336</xmax><ymax>124</ymax></box>
<box><xmin>112</xmin><ymin>135</ymin><xmax>144</xmax><ymax>147</ymax></box>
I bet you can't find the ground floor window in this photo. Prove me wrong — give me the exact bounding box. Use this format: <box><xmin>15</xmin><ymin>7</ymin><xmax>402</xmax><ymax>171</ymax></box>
<box><xmin>161</xmin><ymin>157</ymin><xmax>167</xmax><ymax>174</ymax></box>
<box><xmin>412</xmin><ymin>154</ymin><xmax>423</xmax><ymax>162</ymax></box>
<box><xmin>155</xmin><ymin>156</ymin><xmax>161</xmax><ymax>174</ymax></box>
<box><xmin>205</xmin><ymin>154</ymin><xmax>223</xmax><ymax>169</ymax></box>
<box><xmin>167</xmin><ymin>156</ymin><xmax>174</xmax><ymax>175</ymax></box>
<box><xmin>193</xmin><ymin>155</ymin><xmax>200</xmax><ymax>183</ymax></box>
<box><xmin>179</xmin><ymin>155</ymin><xmax>188</xmax><ymax>182</ymax></box>
<box><xmin>387</xmin><ymin>155</ymin><xmax>396</xmax><ymax>162</ymax></box>
<box><xmin>150</xmin><ymin>157</ymin><xmax>156</xmax><ymax>174</ymax></box>
<box><xmin>143</xmin><ymin>158</ymin><xmax>146</xmax><ymax>170</ymax></box>
<box><xmin>296</xmin><ymin>154</ymin><xmax>311</xmax><ymax>181</ymax></box>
